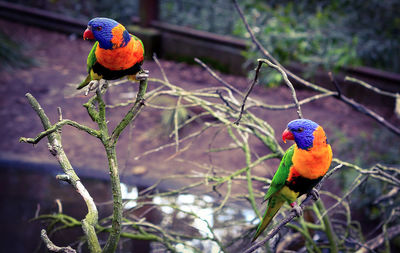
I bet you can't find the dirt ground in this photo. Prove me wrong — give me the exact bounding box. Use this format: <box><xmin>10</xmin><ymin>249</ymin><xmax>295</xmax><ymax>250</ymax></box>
<box><xmin>1</xmin><ymin>19</ymin><xmax>399</xmax><ymax>195</ymax></box>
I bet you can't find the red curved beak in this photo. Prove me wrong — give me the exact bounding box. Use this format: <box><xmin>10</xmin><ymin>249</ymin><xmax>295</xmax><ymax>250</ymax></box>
<box><xmin>282</xmin><ymin>129</ymin><xmax>294</xmax><ymax>143</ymax></box>
<box><xmin>83</xmin><ymin>28</ymin><xmax>94</xmax><ymax>40</ymax></box>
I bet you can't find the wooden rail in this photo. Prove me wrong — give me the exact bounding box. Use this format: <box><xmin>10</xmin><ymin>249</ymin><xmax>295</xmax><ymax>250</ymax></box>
<box><xmin>0</xmin><ymin>0</ymin><xmax>398</xmax><ymax>107</ymax></box>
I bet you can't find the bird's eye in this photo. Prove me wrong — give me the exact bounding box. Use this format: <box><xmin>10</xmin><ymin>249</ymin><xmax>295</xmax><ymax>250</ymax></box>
<box><xmin>96</xmin><ymin>26</ymin><xmax>102</xmax><ymax>31</ymax></box>
<box><xmin>297</xmin><ymin>128</ymin><xmax>304</xmax><ymax>133</ymax></box>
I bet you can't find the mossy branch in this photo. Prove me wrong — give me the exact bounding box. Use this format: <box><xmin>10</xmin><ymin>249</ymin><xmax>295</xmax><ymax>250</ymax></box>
<box><xmin>41</xmin><ymin>229</ymin><xmax>76</xmax><ymax>253</ymax></box>
<box><xmin>20</xmin><ymin>93</ymin><xmax>101</xmax><ymax>252</ymax></box>
<box><xmin>19</xmin><ymin>119</ymin><xmax>100</xmax><ymax>144</ymax></box>
<box><xmin>111</xmin><ymin>79</ymin><xmax>148</xmax><ymax>145</ymax></box>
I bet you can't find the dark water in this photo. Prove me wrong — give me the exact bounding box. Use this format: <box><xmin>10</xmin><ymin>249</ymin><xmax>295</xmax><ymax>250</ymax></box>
<box><xmin>0</xmin><ymin>161</ymin><xmax>112</xmax><ymax>252</ymax></box>
<box><xmin>0</xmin><ymin>158</ymin><xmax>254</xmax><ymax>252</ymax></box>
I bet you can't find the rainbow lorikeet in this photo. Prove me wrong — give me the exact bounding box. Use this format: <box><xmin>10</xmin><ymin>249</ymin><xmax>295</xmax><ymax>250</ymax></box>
<box><xmin>77</xmin><ymin>17</ymin><xmax>147</xmax><ymax>91</ymax></box>
<box><xmin>252</xmin><ymin>119</ymin><xmax>332</xmax><ymax>242</ymax></box>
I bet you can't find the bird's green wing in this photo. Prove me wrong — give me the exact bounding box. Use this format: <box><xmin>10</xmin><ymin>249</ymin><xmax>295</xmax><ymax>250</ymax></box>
<box><xmin>86</xmin><ymin>41</ymin><xmax>98</xmax><ymax>73</ymax></box>
<box><xmin>264</xmin><ymin>145</ymin><xmax>295</xmax><ymax>201</ymax></box>
<box><xmin>77</xmin><ymin>42</ymin><xmax>98</xmax><ymax>90</ymax></box>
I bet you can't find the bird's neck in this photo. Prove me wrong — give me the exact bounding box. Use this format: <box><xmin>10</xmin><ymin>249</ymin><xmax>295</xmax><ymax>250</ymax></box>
<box><xmin>97</xmin><ymin>25</ymin><xmax>131</xmax><ymax>50</ymax></box>
<box><xmin>312</xmin><ymin>127</ymin><xmax>329</xmax><ymax>148</ymax></box>
<box><xmin>295</xmin><ymin>126</ymin><xmax>328</xmax><ymax>150</ymax></box>
<box><xmin>110</xmin><ymin>25</ymin><xmax>131</xmax><ymax>49</ymax></box>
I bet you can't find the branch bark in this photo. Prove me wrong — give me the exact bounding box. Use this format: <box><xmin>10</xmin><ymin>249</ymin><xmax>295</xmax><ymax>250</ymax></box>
<box><xmin>21</xmin><ymin>93</ymin><xmax>101</xmax><ymax>252</ymax></box>
<box><xmin>111</xmin><ymin>79</ymin><xmax>148</xmax><ymax>145</ymax></box>
<box><xmin>356</xmin><ymin>224</ymin><xmax>400</xmax><ymax>253</ymax></box>
<box><xmin>41</xmin><ymin>229</ymin><xmax>76</xmax><ymax>253</ymax></box>
<box><xmin>232</xmin><ymin>0</ymin><xmax>400</xmax><ymax>137</ymax></box>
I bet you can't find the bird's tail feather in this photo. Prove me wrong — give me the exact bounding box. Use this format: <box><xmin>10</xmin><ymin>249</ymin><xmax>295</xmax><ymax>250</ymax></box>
<box><xmin>77</xmin><ymin>74</ymin><xmax>91</xmax><ymax>90</ymax></box>
<box><xmin>252</xmin><ymin>197</ymin><xmax>285</xmax><ymax>242</ymax></box>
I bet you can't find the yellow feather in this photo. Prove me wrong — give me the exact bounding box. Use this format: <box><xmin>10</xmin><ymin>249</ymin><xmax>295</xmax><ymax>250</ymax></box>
<box><xmin>252</xmin><ymin>186</ymin><xmax>299</xmax><ymax>242</ymax></box>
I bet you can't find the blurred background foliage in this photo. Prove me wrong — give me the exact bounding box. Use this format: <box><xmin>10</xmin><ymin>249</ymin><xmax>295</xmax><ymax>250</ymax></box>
<box><xmin>6</xmin><ymin>0</ymin><xmax>139</xmax><ymax>23</ymax></box>
<box><xmin>233</xmin><ymin>0</ymin><xmax>400</xmax><ymax>85</ymax></box>
<box><xmin>0</xmin><ymin>30</ymin><xmax>36</xmax><ymax>70</ymax></box>
<box><xmin>330</xmin><ymin>126</ymin><xmax>400</xmax><ymax>220</ymax></box>
<box><xmin>4</xmin><ymin>0</ymin><xmax>400</xmax><ymax>80</ymax></box>
<box><xmin>159</xmin><ymin>0</ymin><xmax>237</xmax><ymax>35</ymax></box>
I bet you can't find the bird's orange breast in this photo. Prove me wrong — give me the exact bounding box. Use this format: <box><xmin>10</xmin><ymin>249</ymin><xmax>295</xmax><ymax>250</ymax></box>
<box><xmin>290</xmin><ymin>126</ymin><xmax>332</xmax><ymax>180</ymax></box>
<box><xmin>95</xmin><ymin>37</ymin><xmax>144</xmax><ymax>71</ymax></box>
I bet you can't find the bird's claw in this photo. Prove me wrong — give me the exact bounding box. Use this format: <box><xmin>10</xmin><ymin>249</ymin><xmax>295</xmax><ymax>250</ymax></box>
<box><xmin>308</xmin><ymin>188</ymin><xmax>320</xmax><ymax>201</ymax></box>
<box><xmin>84</xmin><ymin>79</ymin><xmax>108</xmax><ymax>96</ymax></box>
<box><xmin>136</xmin><ymin>69</ymin><xmax>149</xmax><ymax>81</ymax></box>
<box><xmin>290</xmin><ymin>203</ymin><xmax>303</xmax><ymax>217</ymax></box>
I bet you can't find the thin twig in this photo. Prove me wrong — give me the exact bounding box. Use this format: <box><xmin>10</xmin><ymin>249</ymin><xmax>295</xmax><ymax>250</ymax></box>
<box><xmin>194</xmin><ymin>57</ymin><xmax>244</xmax><ymax>96</ymax></box>
<box><xmin>250</xmin><ymin>92</ymin><xmax>337</xmax><ymax>110</ymax></box>
<box><xmin>258</xmin><ymin>58</ymin><xmax>303</xmax><ymax>119</ymax></box>
<box><xmin>345</xmin><ymin>76</ymin><xmax>398</xmax><ymax>98</ymax></box>
<box><xmin>21</xmin><ymin>93</ymin><xmax>101</xmax><ymax>252</ymax></box>
<box><xmin>235</xmin><ymin>57</ymin><xmax>304</xmax><ymax>124</ymax></box>
<box><xmin>233</xmin><ymin>0</ymin><xmax>400</xmax><ymax>137</ymax></box>
<box><xmin>355</xmin><ymin>224</ymin><xmax>400</xmax><ymax>253</ymax></box>
<box><xmin>329</xmin><ymin>72</ymin><xmax>342</xmax><ymax>98</ymax></box>
<box><xmin>41</xmin><ymin>229</ymin><xmax>76</xmax><ymax>253</ymax></box>
<box><xmin>321</xmin><ymin>174</ymin><xmax>368</xmax><ymax>218</ymax></box>
<box><xmin>196</xmin><ymin>55</ymin><xmax>337</xmax><ymax>113</ymax></box>
<box><xmin>231</xmin><ymin>0</ymin><xmax>330</xmax><ymax>94</ymax></box>
<box><xmin>235</xmin><ymin>61</ymin><xmax>262</xmax><ymax>124</ymax></box>
<box><xmin>111</xmin><ymin>78</ymin><xmax>148</xmax><ymax>145</ymax></box>
<box><xmin>173</xmin><ymin>96</ymin><xmax>182</xmax><ymax>152</ymax></box>
<box><xmin>19</xmin><ymin>119</ymin><xmax>101</xmax><ymax>144</ymax></box>
<box><xmin>330</xmin><ymin>74</ymin><xmax>400</xmax><ymax>136</ymax></box>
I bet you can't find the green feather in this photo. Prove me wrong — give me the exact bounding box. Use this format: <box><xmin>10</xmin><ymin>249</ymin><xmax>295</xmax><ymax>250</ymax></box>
<box><xmin>264</xmin><ymin>145</ymin><xmax>294</xmax><ymax>201</ymax></box>
<box><xmin>87</xmin><ymin>41</ymin><xmax>98</xmax><ymax>73</ymax></box>
<box><xmin>77</xmin><ymin>74</ymin><xmax>91</xmax><ymax>90</ymax></box>
<box><xmin>252</xmin><ymin>145</ymin><xmax>295</xmax><ymax>242</ymax></box>
<box><xmin>77</xmin><ymin>42</ymin><xmax>98</xmax><ymax>90</ymax></box>
<box><xmin>252</xmin><ymin>196</ymin><xmax>285</xmax><ymax>242</ymax></box>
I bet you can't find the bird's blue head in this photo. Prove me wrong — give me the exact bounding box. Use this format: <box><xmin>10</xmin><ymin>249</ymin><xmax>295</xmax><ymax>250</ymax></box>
<box><xmin>282</xmin><ymin>119</ymin><xmax>319</xmax><ymax>150</ymax></box>
<box><xmin>84</xmin><ymin>17</ymin><xmax>128</xmax><ymax>49</ymax></box>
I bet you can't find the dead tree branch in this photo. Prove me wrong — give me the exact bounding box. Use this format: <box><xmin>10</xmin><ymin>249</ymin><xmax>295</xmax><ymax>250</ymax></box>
<box><xmin>330</xmin><ymin>74</ymin><xmax>400</xmax><ymax>136</ymax></box>
<box><xmin>41</xmin><ymin>229</ymin><xmax>76</xmax><ymax>253</ymax></box>
<box><xmin>345</xmin><ymin>76</ymin><xmax>398</xmax><ymax>98</ymax></box>
<box><xmin>20</xmin><ymin>93</ymin><xmax>101</xmax><ymax>252</ymax></box>
<box><xmin>232</xmin><ymin>0</ymin><xmax>400</xmax><ymax>137</ymax></box>
<box><xmin>235</xmin><ymin>58</ymin><xmax>303</xmax><ymax>124</ymax></box>
<box><xmin>356</xmin><ymin>224</ymin><xmax>400</xmax><ymax>253</ymax></box>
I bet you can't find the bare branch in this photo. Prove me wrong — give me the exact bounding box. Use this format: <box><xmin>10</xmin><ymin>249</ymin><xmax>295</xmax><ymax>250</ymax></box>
<box><xmin>194</xmin><ymin>57</ymin><xmax>244</xmax><ymax>96</ymax></box>
<box><xmin>111</xmin><ymin>78</ymin><xmax>148</xmax><ymax>145</ymax></box>
<box><xmin>231</xmin><ymin>0</ymin><xmax>330</xmax><ymax>94</ymax></box>
<box><xmin>19</xmin><ymin>119</ymin><xmax>101</xmax><ymax>144</ymax></box>
<box><xmin>329</xmin><ymin>74</ymin><xmax>400</xmax><ymax>136</ymax></box>
<box><xmin>233</xmin><ymin>0</ymin><xmax>400</xmax><ymax>137</ymax></box>
<box><xmin>234</xmin><ymin>61</ymin><xmax>262</xmax><ymax>124</ymax></box>
<box><xmin>41</xmin><ymin>229</ymin><xmax>76</xmax><ymax>253</ymax></box>
<box><xmin>21</xmin><ymin>93</ymin><xmax>101</xmax><ymax>252</ymax></box>
<box><xmin>195</xmin><ymin>56</ymin><xmax>337</xmax><ymax>113</ymax></box>
<box><xmin>345</xmin><ymin>76</ymin><xmax>398</xmax><ymax>98</ymax></box>
<box><xmin>235</xmin><ymin>57</ymin><xmax>303</xmax><ymax>124</ymax></box>
<box><xmin>250</xmin><ymin>92</ymin><xmax>337</xmax><ymax>110</ymax></box>
<box><xmin>257</xmin><ymin>58</ymin><xmax>303</xmax><ymax>119</ymax></box>
<box><xmin>356</xmin><ymin>224</ymin><xmax>400</xmax><ymax>253</ymax></box>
